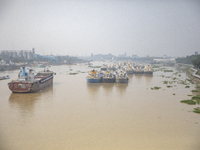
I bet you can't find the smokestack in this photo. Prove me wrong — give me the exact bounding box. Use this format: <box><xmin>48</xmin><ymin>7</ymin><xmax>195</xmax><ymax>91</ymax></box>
<box><xmin>22</xmin><ymin>67</ymin><xmax>25</xmax><ymax>77</ymax></box>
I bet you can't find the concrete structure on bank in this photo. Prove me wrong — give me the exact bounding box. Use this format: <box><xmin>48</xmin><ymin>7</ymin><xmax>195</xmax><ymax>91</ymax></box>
<box><xmin>0</xmin><ymin>48</ymin><xmax>35</xmax><ymax>59</ymax></box>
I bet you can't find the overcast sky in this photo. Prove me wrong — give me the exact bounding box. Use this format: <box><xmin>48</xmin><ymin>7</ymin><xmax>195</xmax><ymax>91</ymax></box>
<box><xmin>0</xmin><ymin>0</ymin><xmax>200</xmax><ymax>57</ymax></box>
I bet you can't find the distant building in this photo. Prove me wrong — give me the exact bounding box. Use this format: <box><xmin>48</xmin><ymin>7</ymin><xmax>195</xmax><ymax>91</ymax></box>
<box><xmin>132</xmin><ymin>54</ymin><xmax>138</xmax><ymax>58</ymax></box>
<box><xmin>195</xmin><ymin>51</ymin><xmax>198</xmax><ymax>55</ymax></box>
<box><xmin>0</xmin><ymin>48</ymin><xmax>35</xmax><ymax>59</ymax></box>
<box><xmin>92</xmin><ymin>53</ymin><xmax>115</xmax><ymax>60</ymax></box>
<box><xmin>118</xmin><ymin>52</ymin><xmax>126</xmax><ymax>57</ymax></box>
<box><xmin>91</xmin><ymin>53</ymin><xmax>93</xmax><ymax>59</ymax></box>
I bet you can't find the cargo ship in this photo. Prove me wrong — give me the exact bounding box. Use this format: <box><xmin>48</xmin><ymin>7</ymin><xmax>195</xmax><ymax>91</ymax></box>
<box><xmin>102</xmin><ymin>71</ymin><xmax>115</xmax><ymax>83</ymax></box>
<box><xmin>125</xmin><ymin>64</ymin><xmax>134</xmax><ymax>74</ymax></box>
<box><xmin>86</xmin><ymin>70</ymin><xmax>102</xmax><ymax>83</ymax></box>
<box><xmin>143</xmin><ymin>64</ymin><xmax>153</xmax><ymax>74</ymax></box>
<box><xmin>115</xmin><ymin>70</ymin><xmax>129</xmax><ymax>83</ymax></box>
<box><xmin>8</xmin><ymin>67</ymin><xmax>55</xmax><ymax>93</ymax></box>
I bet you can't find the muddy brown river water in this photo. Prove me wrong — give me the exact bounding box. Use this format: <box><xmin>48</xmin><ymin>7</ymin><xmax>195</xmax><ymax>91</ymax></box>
<box><xmin>0</xmin><ymin>62</ymin><xmax>200</xmax><ymax>150</ymax></box>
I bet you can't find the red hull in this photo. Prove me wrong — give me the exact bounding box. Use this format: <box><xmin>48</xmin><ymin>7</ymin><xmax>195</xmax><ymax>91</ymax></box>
<box><xmin>8</xmin><ymin>72</ymin><xmax>54</xmax><ymax>93</ymax></box>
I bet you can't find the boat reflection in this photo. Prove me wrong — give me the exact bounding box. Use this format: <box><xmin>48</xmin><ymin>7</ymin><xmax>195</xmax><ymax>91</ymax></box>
<box><xmin>127</xmin><ymin>74</ymin><xmax>134</xmax><ymax>82</ymax></box>
<box><xmin>101</xmin><ymin>83</ymin><xmax>115</xmax><ymax>95</ymax></box>
<box><xmin>143</xmin><ymin>74</ymin><xmax>153</xmax><ymax>85</ymax></box>
<box><xmin>115</xmin><ymin>83</ymin><xmax>128</xmax><ymax>96</ymax></box>
<box><xmin>86</xmin><ymin>83</ymin><xmax>101</xmax><ymax>100</ymax></box>
<box><xmin>9</xmin><ymin>87</ymin><xmax>53</xmax><ymax>115</ymax></box>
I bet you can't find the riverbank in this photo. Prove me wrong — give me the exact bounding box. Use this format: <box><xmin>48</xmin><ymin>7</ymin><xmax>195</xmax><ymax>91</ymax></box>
<box><xmin>0</xmin><ymin>64</ymin><xmax>24</xmax><ymax>71</ymax></box>
<box><xmin>189</xmin><ymin>68</ymin><xmax>200</xmax><ymax>84</ymax></box>
<box><xmin>176</xmin><ymin>63</ymin><xmax>200</xmax><ymax>84</ymax></box>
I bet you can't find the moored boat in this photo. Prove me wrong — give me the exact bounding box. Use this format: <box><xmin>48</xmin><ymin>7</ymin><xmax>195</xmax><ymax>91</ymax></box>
<box><xmin>0</xmin><ymin>75</ymin><xmax>10</xmax><ymax>80</ymax></box>
<box><xmin>116</xmin><ymin>71</ymin><xmax>129</xmax><ymax>83</ymax></box>
<box><xmin>8</xmin><ymin>67</ymin><xmax>55</xmax><ymax>93</ymax></box>
<box><xmin>134</xmin><ymin>66</ymin><xmax>144</xmax><ymax>74</ymax></box>
<box><xmin>100</xmin><ymin>64</ymin><xmax>107</xmax><ymax>71</ymax></box>
<box><xmin>125</xmin><ymin>64</ymin><xmax>134</xmax><ymax>74</ymax></box>
<box><xmin>102</xmin><ymin>71</ymin><xmax>115</xmax><ymax>83</ymax></box>
<box><xmin>107</xmin><ymin>64</ymin><xmax>116</xmax><ymax>71</ymax></box>
<box><xmin>86</xmin><ymin>70</ymin><xmax>102</xmax><ymax>83</ymax></box>
<box><xmin>144</xmin><ymin>64</ymin><xmax>153</xmax><ymax>74</ymax></box>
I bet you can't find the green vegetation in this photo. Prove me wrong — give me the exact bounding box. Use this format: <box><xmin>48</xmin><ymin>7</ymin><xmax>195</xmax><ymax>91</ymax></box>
<box><xmin>175</xmin><ymin>55</ymin><xmax>197</xmax><ymax>64</ymax></box>
<box><xmin>180</xmin><ymin>100</ymin><xmax>196</xmax><ymax>105</ymax></box>
<box><xmin>191</xmin><ymin>95</ymin><xmax>200</xmax><ymax>104</ymax></box>
<box><xmin>185</xmin><ymin>86</ymin><xmax>190</xmax><ymax>88</ymax></box>
<box><xmin>173</xmin><ymin>93</ymin><xmax>175</xmax><ymax>95</ymax></box>
<box><xmin>172</xmin><ymin>77</ymin><xmax>177</xmax><ymax>80</ymax></box>
<box><xmin>163</xmin><ymin>81</ymin><xmax>168</xmax><ymax>84</ymax></box>
<box><xmin>89</xmin><ymin>66</ymin><xmax>101</xmax><ymax>68</ymax></box>
<box><xmin>173</xmin><ymin>72</ymin><xmax>178</xmax><ymax>75</ymax></box>
<box><xmin>69</xmin><ymin>73</ymin><xmax>78</xmax><ymax>75</ymax></box>
<box><xmin>185</xmin><ymin>79</ymin><xmax>194</xmax><ymax>84</ymax></box>
<box><xmin>161</xmin><ymin>75</ymin><xmax>165</xmax><ymax>78</ymax></box>
<box><xmin>181</xmin><ymin>94</ymin><xmax>200</xmax><ymax>106</ymax></box>
<box><xmin>186</xmin><ymin>79</ymin><xmax>192</xmax><ymax>82</ymax></box>
<box><xmin>197</xmin><ymin>70</ymin><xmax>200</xmax><ymax>75</ymax></box>
<box><xmin>164</xmin><ymin>70</ymin><xmax>173</xmax><ymax>72</ymax></box>
<box><xmin>151</xmin><ymin>86</ymin><xmax>161</xmax><ymax>90</ymax></box>
<box><xmin>152</xmin><ymin>66</ymin><xmax>160</xmax><ymax>68</ymax></box>
<box><xmin>188</xmin><ymin>95</ymin><xmax>193</xmax><ymax>96</ymax></box>
<box><xmin>192</xmin><ymin>55</ymin><xmax>200</xmax><ymax>69</ymax></box>
<box><xmin>178</xmin><ymin>80</ymin><xmax>187</xmax><ymax>85</ymax></box>
<box><xmin>191</xmin><ymin>90</ymin><xmax>198</xmax><ymax>92</ymax></box>
<box><xmin>167</xmin><ymin>85</ymin><xmax>173</xmax><ymax>88</ymax></box>
<box><xmin>193</xmin><ymin>107</ymin><xmax>200</xmax><ymax>114</ymax></box>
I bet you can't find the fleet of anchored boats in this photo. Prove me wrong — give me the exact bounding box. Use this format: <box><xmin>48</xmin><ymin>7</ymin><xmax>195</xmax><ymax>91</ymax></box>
<box><xmin>86</xmin><ymin>62</ymin><xmax>153</xmax><ymax>83</ymax></box>
<box><xmin>1</xmin><ymin>62</ymin><xmax>153</xmax><ymax>93</ymax></box>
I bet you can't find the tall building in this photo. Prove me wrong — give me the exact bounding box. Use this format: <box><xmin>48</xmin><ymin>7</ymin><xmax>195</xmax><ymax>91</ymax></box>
<box><xmin>0</xmin><ymin>48</ymin><xmax>35</xmax><ymax>59</ymax></box>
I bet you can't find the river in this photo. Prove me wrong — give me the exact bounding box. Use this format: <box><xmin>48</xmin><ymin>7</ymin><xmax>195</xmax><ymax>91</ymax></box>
<box><xmin>0</xmin><ymin>61</ymin><xmax>200</xmax><ymax>150</ymax></box>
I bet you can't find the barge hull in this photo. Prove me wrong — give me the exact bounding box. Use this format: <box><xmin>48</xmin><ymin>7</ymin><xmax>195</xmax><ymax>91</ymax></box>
<box><xmin>116</xmin><ymin>78</ymin><xmax>128</xmax><ymax>83</ymax></box>
<box><xmin>87</xmin><ymin>78</ymin><xmax>101</xmax><ymax>83</ymax></box>
<box><xmin>8</xmin><ymin>72</ymin><xmax>54</xmax><ymax>93</ymax></box>
<box><xmin>102</xmin><ymin>78</ymin><xmax>115</xmax><ymax>83</ymax></box>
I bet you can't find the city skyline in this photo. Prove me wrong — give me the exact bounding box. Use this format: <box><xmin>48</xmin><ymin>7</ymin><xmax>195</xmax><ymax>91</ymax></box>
<box><xmin>1</xmin><ymin>0</ymin><xmax>200</xmax><ymax>57</ymax></box>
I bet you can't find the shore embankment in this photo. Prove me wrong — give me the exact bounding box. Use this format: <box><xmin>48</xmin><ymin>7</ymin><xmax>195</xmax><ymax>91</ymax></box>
<box><xmin>176</xmin><ymin>63</ymin><xmax>200</xmax><ymax>84</ymax></box>
<box><xmin>0</xmin><ymin>64</ymin><xmax>23</xmax><ymax>71</ymax></box>
<box><xmin>189</xmin><ymin>67</ymin><xmax>200</xmax><ymax>84</ymax></box>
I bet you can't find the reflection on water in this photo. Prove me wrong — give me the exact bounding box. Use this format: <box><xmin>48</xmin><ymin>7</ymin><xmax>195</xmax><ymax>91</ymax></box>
<box><xmin>1</xmin><ymin>64</ymin><xmax>200</xmax><ymax>150</ymax></box>
<box><xmin>86</xmin><ymin>83</ymin><xmax>101</xmax><ymax>100</ymax></box>
<box><xmin>115</xmin><ymin>83</ymin><xmax>128</xmax><ymax>96</ymax></box>
<box><xmin>101</xmin><ymin>83</ymin><xmax>114</xmax><ymax>94</ymax></box>
<box><xmin>129</xmin><ymin>73</ymin><xmax>153</xmax><ymax>86</ymax></box>
<box><xmin>134</xmin><ymin>73</ymin><xmax>143</xmax><ymax>81</ymax></box>
<box><xmin>87</xmin><ymin>82</ymin><xmax>128</xmax><ymax>98</ymax></box>
<box><xmin>9</xmin><ymin>86</ymin><xmax>53</xmax><ymax>114</ymax></box>
<box><xmin>143</xmin><ymin>74</ymin><xmax>153</xmax><ymax>85</ymax></box>
<box><xmin>86</xmin><ymin>83</ymin><xmax>101</xmax><ymax>94</ymax></box>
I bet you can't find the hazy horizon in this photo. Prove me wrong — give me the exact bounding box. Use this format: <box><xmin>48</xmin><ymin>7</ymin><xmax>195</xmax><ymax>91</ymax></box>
<box><xmin>1</xmin><ymin>0</ymin><xmax>200</xmax><ymax>57</ymax></box>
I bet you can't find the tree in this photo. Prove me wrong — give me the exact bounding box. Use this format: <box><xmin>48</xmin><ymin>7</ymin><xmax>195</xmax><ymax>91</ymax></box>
<box><xmin>192</xmin><ymin>55</ymin><xmax>200</xmax><ymax>69</ymax></box>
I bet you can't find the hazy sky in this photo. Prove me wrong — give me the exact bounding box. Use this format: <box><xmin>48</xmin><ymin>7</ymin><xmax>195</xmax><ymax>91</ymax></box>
<box><xmin>0</xmin><ymin>0</ymin><xmax>200</xmax><ymax>57</ymax></box>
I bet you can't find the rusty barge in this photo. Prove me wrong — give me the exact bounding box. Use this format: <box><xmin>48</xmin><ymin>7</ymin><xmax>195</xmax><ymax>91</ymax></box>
<box><xmin>8</xmin><ymin>67</ymin><xmax>55</xmax><ymax>93</ymax></box>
